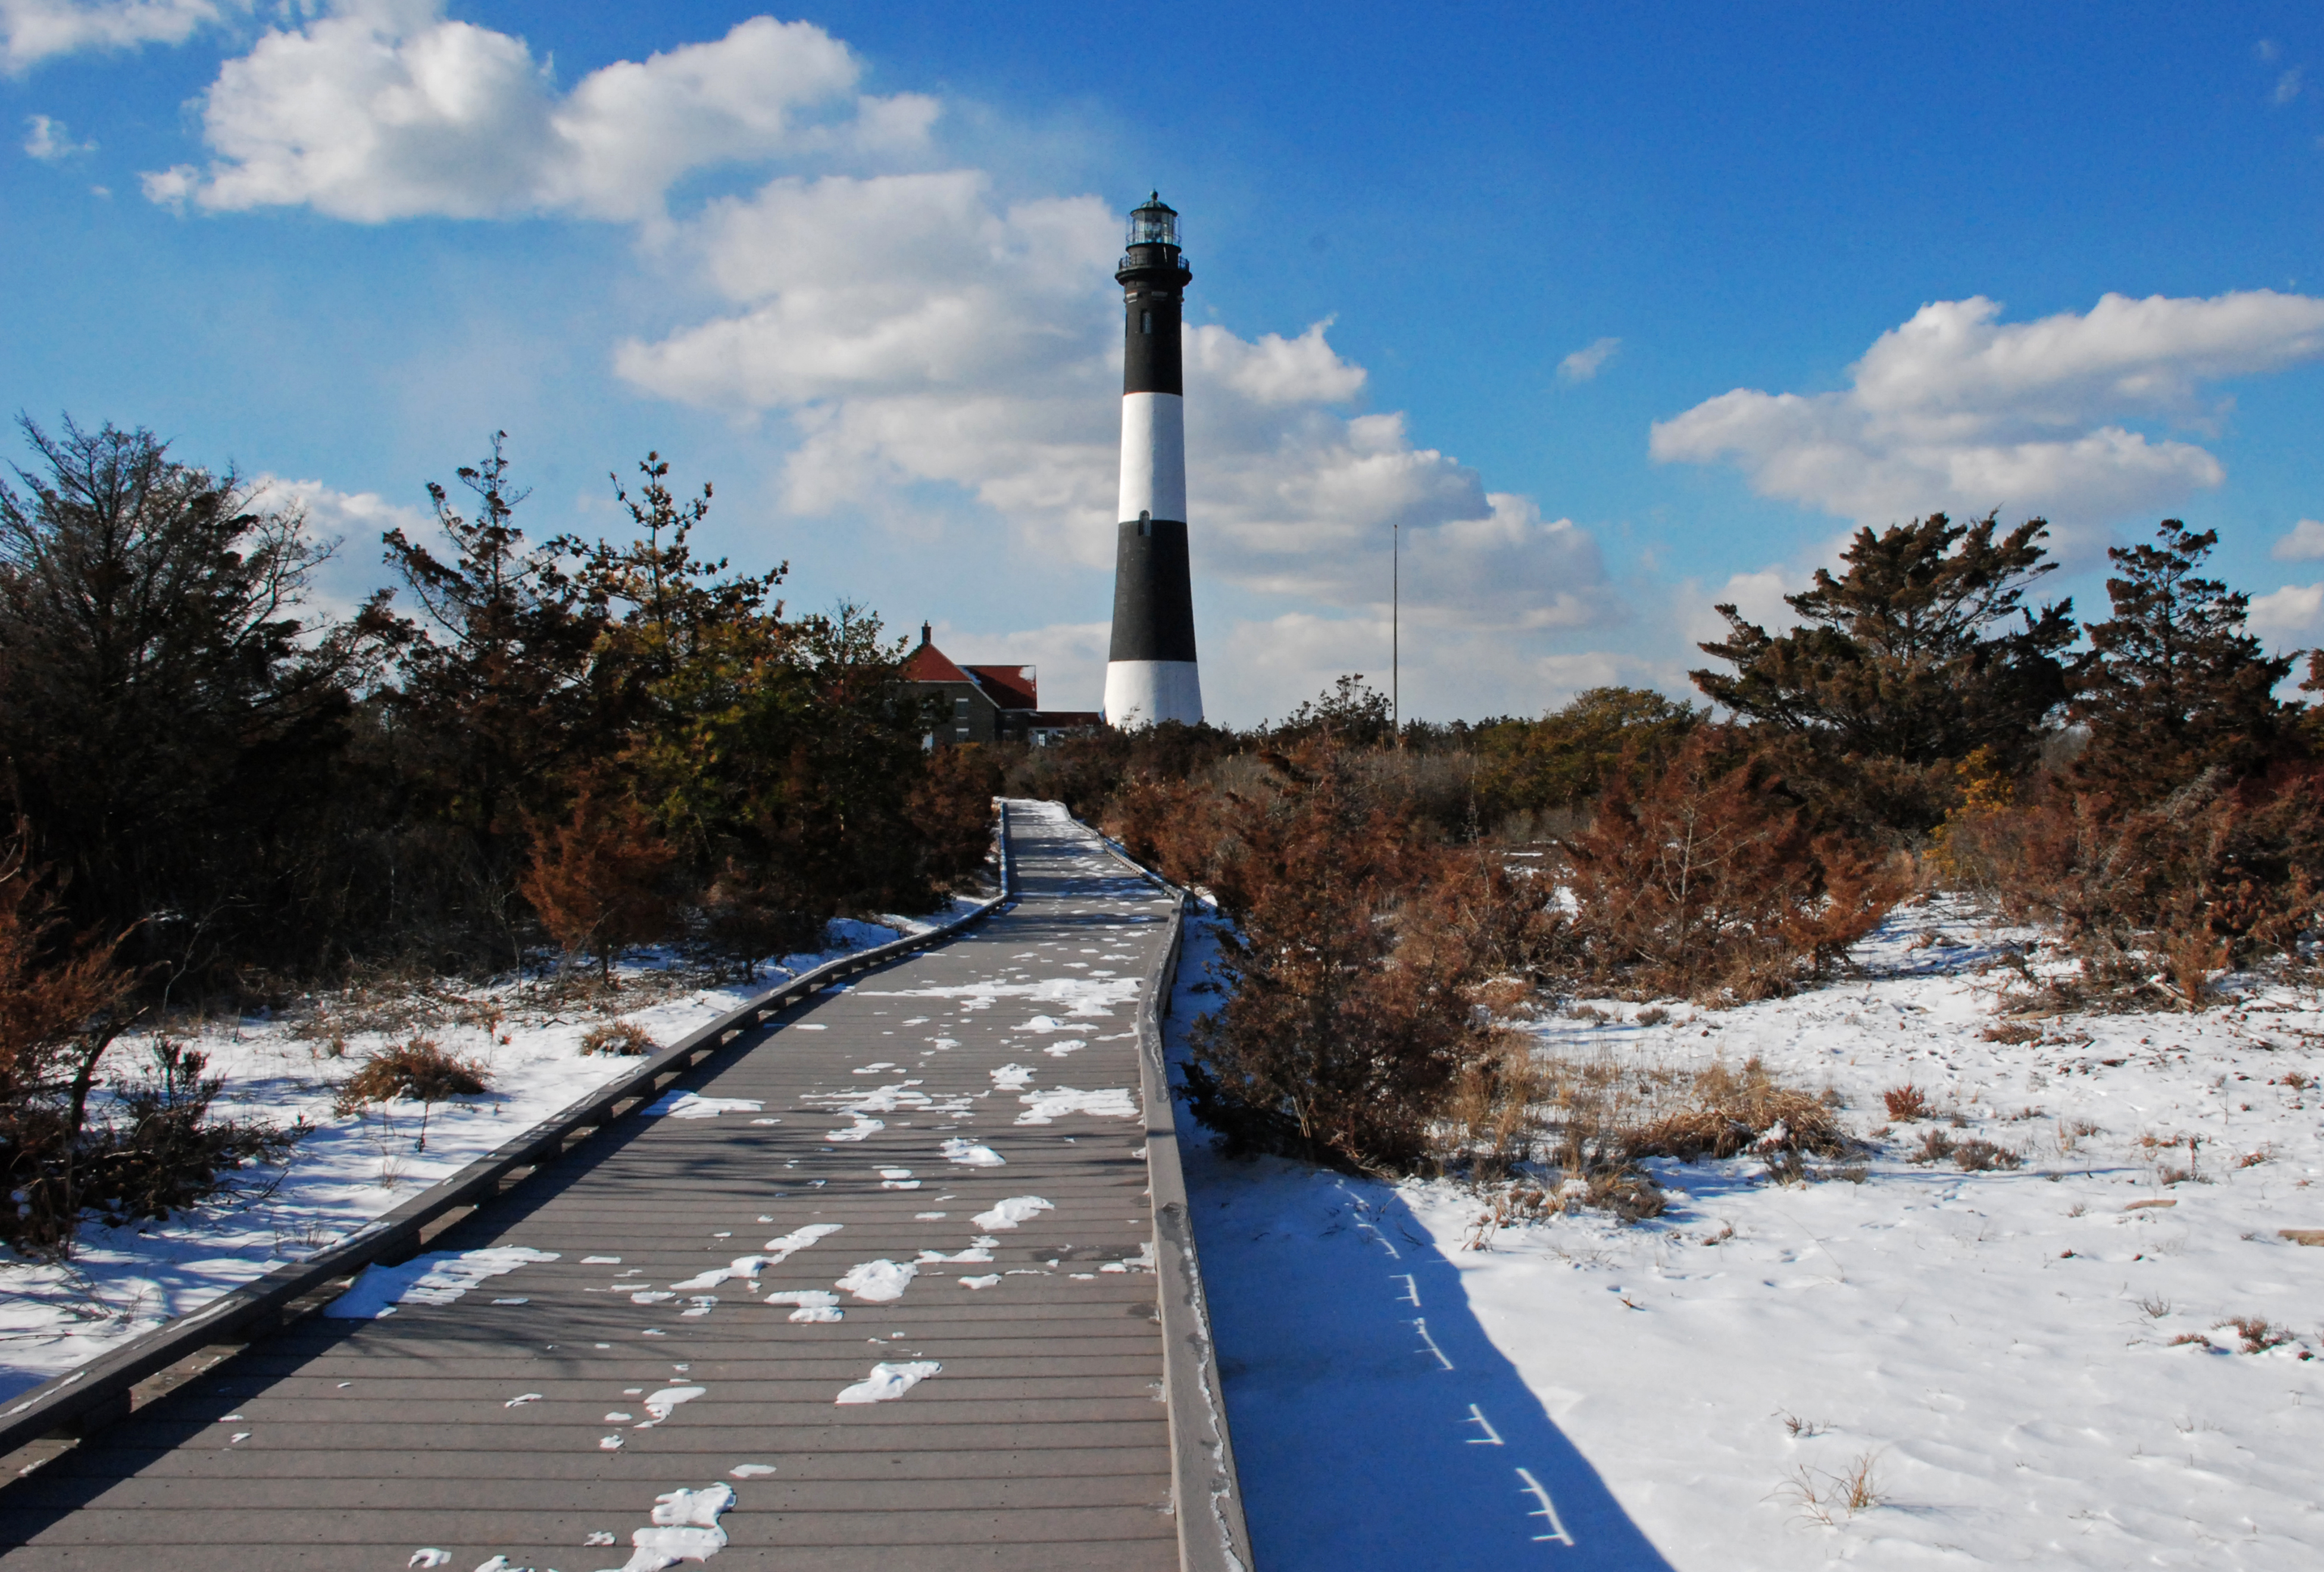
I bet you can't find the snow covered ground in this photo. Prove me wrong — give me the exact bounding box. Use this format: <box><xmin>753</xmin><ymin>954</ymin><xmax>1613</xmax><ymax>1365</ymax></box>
<box><xmin>0</xmin><ymin>910</ymin><xmax>976</xmax><ymax>1404</ymax></box>
<box><xmin>1174</xmin><ymin>900</ymin><xmax>2324</xmax><ymax>1570</ymax></box>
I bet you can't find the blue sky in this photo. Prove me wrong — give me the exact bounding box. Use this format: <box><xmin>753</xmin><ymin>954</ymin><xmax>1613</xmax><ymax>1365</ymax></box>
<box><xmin>7</xmin><ymin>1</ymin><xmax>2324</xmax><ymax>722</ymax></box>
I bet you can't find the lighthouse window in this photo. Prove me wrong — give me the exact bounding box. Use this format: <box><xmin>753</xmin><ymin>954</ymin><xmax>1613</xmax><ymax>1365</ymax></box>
<box><xmin>1141</xmin><ymin>310</ymin><xmax>1152</xmax><ymax>334</ymax></box>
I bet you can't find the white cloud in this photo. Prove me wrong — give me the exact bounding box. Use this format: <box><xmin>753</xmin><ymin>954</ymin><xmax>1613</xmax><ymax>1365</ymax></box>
<box><xmin>257</xmin><ymin>472</ymin><xmax>429</xmax><ymax>540</ymax></box>
<box><xmin>142</xmin><ymin>11</ymin><xmax>1623</xmax><ymax>720</ymax></box>
<box><xmin>1</xmin><ymin>0</ymin><xmax>223</xmax><ymax>73</ymax></box>
<box><xmin>1557</xmin><ymin>336</ymin><xmax>1620</xmax><ymax>383</ymax></box>
<box><xmin>2272</xmin><ymin>519</ymin><xmax>2324</xmax><ymax>560</ymax></box>
<box><xmin>2249</xmin><ymin>581</ymin><xmax>2324</xmax><ymax>641</ymax></box>
<box><xmin>248</xmin><ymin>473</ymin><xmax>432</xmax><ymax>623</ymax></box>
<box><xmin>21</xmin><ymin>112</ymin><xmax>92</xmax><ymax>159</ymax></box>
<box><xmin>2276</xmin><ymin>66</ymin><xmax>2306</xmax><ymax>105</ymax></box>
<box><xmin>147</xmin><ymin>5</ymin><xmax>932</xmax><ymax>221</ymax></box>
<box><xmin>1651</xmin><ymin>291</ymin><xmax>2324</xmax><ymax>531</ymax></box>
<box><xmin>617</xmin><ymin>169</ymin><xmax>1618</xmax><ymax>635</ymax></box>
<box><xmin>1394</xmin><ymin>495</ymin><xmax>1619</xmax><ymax>632</ymax></box>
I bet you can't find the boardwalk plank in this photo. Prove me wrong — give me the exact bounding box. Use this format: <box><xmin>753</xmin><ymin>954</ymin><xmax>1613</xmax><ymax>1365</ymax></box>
<box><xmin>0</xmin><ymin>805</ymin><xmax>1182</xmax><ymax>1570</ymax></box>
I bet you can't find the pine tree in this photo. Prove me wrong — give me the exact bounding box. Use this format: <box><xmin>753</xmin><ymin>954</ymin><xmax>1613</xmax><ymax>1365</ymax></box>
<box><xmin>0</xmin><ymin>416</ymin><xmax>376</xmax><ymax>975</ymax></box>
<box><xmin>380</xmin><ymin>435</ymin><xmax>603</xmax><ymax>952</ymax></box>
<box><xmin>1691</xmin><ymin>513</ymin><xmax>2076</xmax><ymax>769</ymax></box>
<box><xmin>2072</xmin><ymin>521</ymin><xmax>2296</xmax><ymax>802</ymax></box>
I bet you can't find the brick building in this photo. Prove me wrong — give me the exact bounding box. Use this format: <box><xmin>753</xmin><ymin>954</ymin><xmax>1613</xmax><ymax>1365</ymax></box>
<box><xmin>902</xmin><ymin>625</ymin><xmax>1103</xmax><ymax>746</ymax></box>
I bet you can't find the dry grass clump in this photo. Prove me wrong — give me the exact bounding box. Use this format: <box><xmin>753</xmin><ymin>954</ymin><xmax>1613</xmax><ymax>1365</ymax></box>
<box><xmin>1908</xmin><ymin>1128</ymin><xmax>2024</xmax><ymax>1171</ymax></box>
<box><xmin>2218</xmin><ymin>1316</ymin><xmax>2295</xmax><ymax>1354</ymax></box>
<box><xmin>579</xmin><ymin>1019</ymin><xmax>658</xmax><ymax>1057</ymax></box>
<box><xmin>1949</xmin><ymin>1137</ymin><xmax>2022</xmax><ymax>1171</ymax></box>
<box><xmin>333</xmin><ymin>1037</ymin><xmax>490</xmax><ymax>1115</ymax></box>
<box><xmin>1775</xmin><ymin>1449</ymin><xmax>1888</xmax><ymax>1526</ymax></box>
<box><xmin>1452</xmin><ymin>1048</ymin><xmax>1858</xmax><ymax>1224</ymax></box>
<box><xmin>1621</xmin><ymin>1058</ymin><xmax>1851</xmax><ymax>1161</ymax></box>
<box><xmin>1882</xmin><ymin>1083</ymin><xmax>1931</xmax><ymax>1121</ymax></box>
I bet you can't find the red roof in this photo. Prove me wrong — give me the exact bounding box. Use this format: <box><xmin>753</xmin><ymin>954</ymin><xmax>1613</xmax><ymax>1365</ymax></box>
<box><xmin>965</xmin><ymin>664</ymin><xmax>1038</xmax><ymax>710</ymax></box>
<box><xmin>902</xmin><ymin>641</ymin><xmax>972</xmax><ymax>684</ymax></box>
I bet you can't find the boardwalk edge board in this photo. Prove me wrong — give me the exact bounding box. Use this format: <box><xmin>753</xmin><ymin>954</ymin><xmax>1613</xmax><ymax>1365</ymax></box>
<box><xmin>1082</xmin><ymin>816</ymin><xmax>1255</xmax><ymax>1572</ymax></box>
<box><xmin>0</xmin><ymin>804</ymin><xmax>1019</xmax><ymax>1467</ymax></box>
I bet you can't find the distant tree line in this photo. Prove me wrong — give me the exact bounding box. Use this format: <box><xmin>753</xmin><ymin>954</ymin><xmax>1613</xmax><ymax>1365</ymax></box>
<box><xmin>0</xmin><ymin>418</ymin><xmax>995</xmax><ymax>990</ymax></box>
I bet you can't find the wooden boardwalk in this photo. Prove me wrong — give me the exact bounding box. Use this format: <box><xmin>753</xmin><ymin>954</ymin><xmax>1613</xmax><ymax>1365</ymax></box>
<box><xmin>0</xmin><ymin>803</ymin><xmax>1184</xmax><ymax>1570</ymax></box>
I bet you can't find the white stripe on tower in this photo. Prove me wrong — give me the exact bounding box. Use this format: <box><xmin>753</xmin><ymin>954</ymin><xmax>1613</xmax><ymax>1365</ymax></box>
<box><xmin>1116</xmin><ymin>391</ymin><xmax>1186</xmax><ymax>525</ymax></box>
<box><xmin>1104</xmin><ymin>193</ymin><xmax>1202</xmax><ymax>728</ymax></box>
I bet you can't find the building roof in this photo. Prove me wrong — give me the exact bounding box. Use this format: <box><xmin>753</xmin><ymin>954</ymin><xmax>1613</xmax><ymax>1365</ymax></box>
<box><xmin>964</xmin><ymin>665</ymin><xmax>1038</xmax><ymax>710</ymax></box>
<box><xmin>904</xmin><ymin>625</ymin><xmax>1048</xmax><ymax>712</ymax></box>
<box><xmin>902</xmin><ymin>637</ymin><xmax>973</xmax><ymax>685</ymax></box>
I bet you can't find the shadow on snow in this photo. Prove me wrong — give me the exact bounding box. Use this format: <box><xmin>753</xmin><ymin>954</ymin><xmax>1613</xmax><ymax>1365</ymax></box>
<box><xmin>1184</xmin><ymin>1149</ymin><xmax>1679</xmax><ymax>1571</ymax></box>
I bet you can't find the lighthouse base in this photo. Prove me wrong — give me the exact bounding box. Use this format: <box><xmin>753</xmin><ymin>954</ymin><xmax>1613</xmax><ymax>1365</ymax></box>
<box><xmin>1103</xmin><ymin>660</ymin><xmax>1204</xmax><ymax>729</ymax></box>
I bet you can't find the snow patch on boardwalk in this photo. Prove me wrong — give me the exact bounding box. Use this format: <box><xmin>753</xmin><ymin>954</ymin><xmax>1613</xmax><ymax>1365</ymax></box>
<box><xmin>645</xmin><ymin>1091</ymin><xmax>763</xmax><ymax>1119</ymax></box>
<box><xmin>1015</xmin><ymin>1086</ymin><xmax>1138</xmax><ymax>1124</ymax></box>
<box><xmin>760</xmin><ymin>1223</ymin><xmax>842</xmax><ymax>1262</ymax></box>
<box><xmin>973</xmin><ymin>1196</ymin><xmax>1054</xmax><ymax>1231</ymax></box>
<box><xmin>324</xmin><ymin>1246</ymin><xmax>558</xmax><ymax>1319</ymax></box>
<box><xmin>597</xmin><ymin>1481</ymin><xmax>735</xmax><ymax>1571</ymax></box>
<box><xmin>835</xmin><ymin>1361</ymin><xmax>941</xmax><ymax>1405</ymax></box>
<box><xmin>835</xmin><ymin>1259</ymin><xmax>917</xmax><ymax>1302</ymax></box>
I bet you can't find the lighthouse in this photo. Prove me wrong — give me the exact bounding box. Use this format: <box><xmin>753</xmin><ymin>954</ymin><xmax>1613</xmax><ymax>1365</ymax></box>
<box><xmin>1102</xmin><ymin>193</ymin><xmax>1203</xmax><ymax>728</ymax></box>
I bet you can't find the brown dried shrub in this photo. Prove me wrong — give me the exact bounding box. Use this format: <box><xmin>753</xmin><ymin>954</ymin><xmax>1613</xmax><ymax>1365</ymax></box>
<box><xmin>2219</xmin><ymin>1315</ymin><xmax>2295</xmax><ymax>1354</ymax></box>
<box><xmin>333</xmin><ymin>1037</ymin><xmax>489</xmax><ymax>1114</ymax></box>
<box><xmin>0</xmin><ymin>829</ymin><xmax>144</xmax><ymax>1256</ymax></box>
<box><xmin>1911</xmin><ymin>1128</ymin><xmax>1957</xmax><ymax>1164</ymax></box>
<box><xmin>580</xmin><ymin>1019</ymin><xmax>657</xmax><ymax>1057</ymax></box>
<box><xmin>906</xmin><ymin>743</ymin><xmax>1003</xmax><ymax>889</ymax></box>
<box><xmin>1950</xmin><ymin>1137</ymin><xmax>2022</xmax><ymax>1171</ymax></box>
<box><xmin>1621</xmin><ymin>1058</ymin><xmax>1851</xmax><ymax>1161</ymax></box>
<box><xmin>520</xmin><ymin>787</ymin><xmax>676</xmax><ymax>981</ymax></box>
<box><xmin>1559</xmin><ymin>730</ymin><xmax>1908</xmax><ymax>1002</ymax></box>
<box><xmin>1936</xmin><ymin>763</ymin><xmax>2324</xmax><ymax>1006</ymax></box>
<box><xmin>1181</xmin><ymin>741</ymin><xmax>1523</xmax><ymax>1173</ymax></box>
<box><xmin>1883</xmin><ymin>1083</ymin><xmax>1931</xmax><ymax>1121</ymax></box>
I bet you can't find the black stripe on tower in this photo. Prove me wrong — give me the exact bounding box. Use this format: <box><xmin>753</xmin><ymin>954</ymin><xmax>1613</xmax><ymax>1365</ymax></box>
<box><xmin>1118</xmin><ymin>245</ymin><xmax>1191</xmax><ymax>398</ymax></box>
<box><xmin>1109</xmin><ymin>517</ymin><xmax>1198</xmax><ymax>663</ymax></box>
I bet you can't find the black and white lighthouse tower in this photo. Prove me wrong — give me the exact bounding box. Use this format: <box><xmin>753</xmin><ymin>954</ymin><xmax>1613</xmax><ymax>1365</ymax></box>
<box><xmin>1103</xmin><ymin>193</ymin><xmax>1202</xmax><ymax>728</ymax></box>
